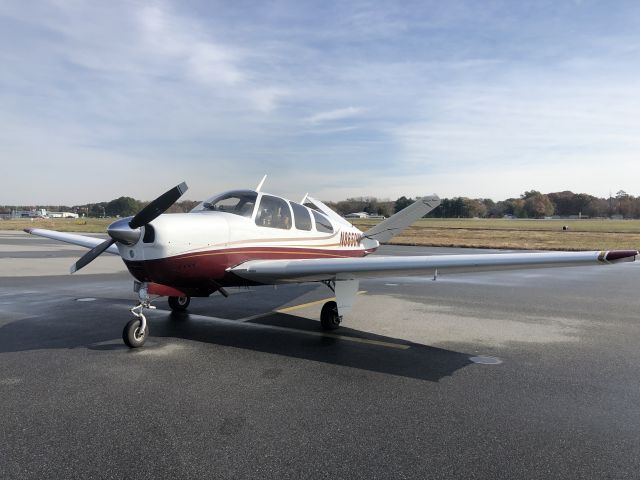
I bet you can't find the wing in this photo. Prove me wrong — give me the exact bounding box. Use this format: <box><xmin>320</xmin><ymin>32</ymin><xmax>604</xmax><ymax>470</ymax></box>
<box><xmin>24</xmin><ymin>228</ymin><xmax>119</xmax><ymax>254</ymax></box>
<box><xmin>228</xmin><ymin>250</ymin><xmax>638</xmax><ymax>284</ymax></box>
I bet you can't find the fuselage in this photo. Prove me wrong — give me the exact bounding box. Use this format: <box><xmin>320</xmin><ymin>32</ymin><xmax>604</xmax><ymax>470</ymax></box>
<box><xmin>118</xmin><ymin>190</ymin><xmax>377</xmax><ymax>294</ymax></box>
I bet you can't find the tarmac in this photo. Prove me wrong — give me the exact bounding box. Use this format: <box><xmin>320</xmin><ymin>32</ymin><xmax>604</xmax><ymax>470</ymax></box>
<box><xmin>1</xmin><ymin>229</ymin><xmax>639</xmax><ymax>479</ymax></box>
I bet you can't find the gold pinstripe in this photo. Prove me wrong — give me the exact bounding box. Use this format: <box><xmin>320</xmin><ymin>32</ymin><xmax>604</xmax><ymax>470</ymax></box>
<box><xmin>178</xmin><ymin>248</ymin><xmax>359</xmax><ymax>261</ymax></box>
<box><xmin>225</xmin><ymin>230</ymin><xmax>340</xmax><ymax>245</ymax></box>
<box><xmin>177</xmin><ymin>229</ymin><xmax>357</xmax><ymax>255</ymax></box>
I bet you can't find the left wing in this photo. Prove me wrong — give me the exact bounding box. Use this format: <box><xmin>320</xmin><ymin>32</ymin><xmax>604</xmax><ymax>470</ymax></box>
<box><xmin>24</xmin><ymin>228</ymin><xmax>120</xmax><ymax>254</ymax></box>
<box><xmin>228</xmin><ymin>250</ymin><xmax>638</xmax><ymax>284</ymax></box>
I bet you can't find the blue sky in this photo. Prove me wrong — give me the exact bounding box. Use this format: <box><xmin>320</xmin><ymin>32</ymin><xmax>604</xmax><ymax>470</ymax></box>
<box><xmin>1</xmin><ymin>0</ymin><xmax>639</xmax><ymax>204</ymax></box>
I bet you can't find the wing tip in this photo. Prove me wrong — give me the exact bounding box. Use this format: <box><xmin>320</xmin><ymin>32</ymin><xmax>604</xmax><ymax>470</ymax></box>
<box><xmin>23</xmin><ymin>228</ymin><xmax>33</xmax><ymax>234</ymax></box>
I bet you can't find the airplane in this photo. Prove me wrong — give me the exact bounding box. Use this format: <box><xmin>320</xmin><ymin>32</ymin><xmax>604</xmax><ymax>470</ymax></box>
<box><xmin>25</xmin><ymin>178</ymin><xmax>638</xmax><ymax>348</ymax></box>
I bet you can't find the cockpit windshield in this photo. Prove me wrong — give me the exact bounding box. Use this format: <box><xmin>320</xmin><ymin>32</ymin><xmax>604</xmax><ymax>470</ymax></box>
<box><xmin>191</xmin><ymin>190</ymin><xmax>257</xmax><ymax>218</ymax></box>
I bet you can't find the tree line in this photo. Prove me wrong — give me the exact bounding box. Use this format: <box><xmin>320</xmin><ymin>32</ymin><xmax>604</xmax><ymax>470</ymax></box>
<box><xmin>2</xmin><ymin>190</ymin><xmax>639</xmax><ymax>219</ymax></box>
<box><xmin>0</xmin><ymin>198</ymin><xmax>200</xmax><ymax>217</ymax></box>
<box><xmin>326</xmin><ymin>190</ymin><xmax>640</xmax><ymax>219</ymax></box>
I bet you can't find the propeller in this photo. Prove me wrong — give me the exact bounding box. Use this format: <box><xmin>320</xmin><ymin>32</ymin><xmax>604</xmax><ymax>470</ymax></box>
<box><xmin>129</xmin><ymin>182</ymin><xmax>188</xmax><ymax>229</ymax></box>
<box><xmin>70</xmin><ymin>182</ymin><xmax>188</xmax><ymax>274</ymax></box>
<box><xmin>70</xmin><ymin>238</ymin><xmax>115</xmax><ymax>274</ymax></box>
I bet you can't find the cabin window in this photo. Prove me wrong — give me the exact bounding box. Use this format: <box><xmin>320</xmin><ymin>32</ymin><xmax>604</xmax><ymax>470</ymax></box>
<box><xmin>291</xmin><ymin>202</ymin><xmax>312</xmax><ymax>231</ymax></box>
<box><xmin>197</xmin><ymin>191</ymin><xmax>257</xmax><ymax>218</ymax></box>
<box><xmin>312</xmin><ymin>210</ymin><xmax>333</xmax><ymax>233</ymax></box>
<box><xmin>255</xmin><ymin>195</ymin><xmax>292</xmax><ymax>230</ymax></box>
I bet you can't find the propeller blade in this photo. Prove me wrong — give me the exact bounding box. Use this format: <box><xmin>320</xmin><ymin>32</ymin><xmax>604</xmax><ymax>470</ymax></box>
<box><xmin>70</xmin><ymin>182</ymin><xmax>187</xmax><ymax>273</ymax></box>
<box><xmin>129</xmin><ymin>182</ymin><xmax>188</xmax><ymax>229</ymax></box>
<box><xmin>70</xmin><ymin>238</ymin><xmax>115</xmax><ymax>274</ymax></box>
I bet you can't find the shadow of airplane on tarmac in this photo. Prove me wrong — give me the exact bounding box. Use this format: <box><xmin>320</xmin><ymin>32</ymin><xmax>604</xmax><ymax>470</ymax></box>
<box><xmin>0</xmin><ymin>286</ymin><xmax>473</xmax><ymax>382</ymax></box>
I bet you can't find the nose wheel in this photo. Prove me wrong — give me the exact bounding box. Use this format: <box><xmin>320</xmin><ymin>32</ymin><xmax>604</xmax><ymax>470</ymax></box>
<box><xmin>123</xmin><ymin>285</ymin><xmax>156</xmax><ymax>348</ymax></box>
<box><xmin>123</xmin><ymin>317</ymin><xmax>149</xmax><ymax>348</ymax></box>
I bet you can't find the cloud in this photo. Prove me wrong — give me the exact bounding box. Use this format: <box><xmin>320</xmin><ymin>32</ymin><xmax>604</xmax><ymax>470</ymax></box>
<box><xmin>306</xmin><ymin>107</ymin><xmax>364</xmax><ymax>124</ymax></box>
<box><xmin>2</xmin><ymin>1</ymin><xmax>640</xmax><ymax>204</ymax></box>
<box><xmin>248</xmin><ymin>88</ymin><xmax>289</xmax><ymax>113</ymax></box>
<box><xmin>137</xmin><ymin>5</ymin><xmax>245</xmax><ymax>86</ymax></box>
<box><xmin>391</xmin><ymin>74</ymin><xmax>640</xmax><ymax>172</ymax></box>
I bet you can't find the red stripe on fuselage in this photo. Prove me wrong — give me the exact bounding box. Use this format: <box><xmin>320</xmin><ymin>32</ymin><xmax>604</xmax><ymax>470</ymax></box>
<box><xmin>123</xmin><ymin>246</ymin><xmax>370</xmax><ymax>291</ymax></box>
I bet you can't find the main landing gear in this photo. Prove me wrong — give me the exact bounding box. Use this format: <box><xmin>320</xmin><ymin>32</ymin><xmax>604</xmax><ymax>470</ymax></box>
<box><xmin>319</xmin><ymin>280</ymin><xmax>359</xmax><ymax>331</ymax></box>
<box><xmin>168</xmin><ymin>295</ymin><xmax>190</xmax><ymax>312</ymax></box>
<box><xmin>320</xmin><ymin>300</ymin><xmax>341</xmax><ymax>330</ymax></box>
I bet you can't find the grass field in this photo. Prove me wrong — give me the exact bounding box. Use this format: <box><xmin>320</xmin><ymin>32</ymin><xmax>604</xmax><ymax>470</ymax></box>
<box><xmin>3</xmin><ymin>217</ymin><xmax>640</xmax><ymax>251</ymax></box>
<box><xmin>1</xmin><ymin>218</ymin><xmax>112</xmax><ymax>233</ymax></box>
<box><xmin>352</xmin><ymin>218</ymin><xmax>640</xmax><ymax>251</ymax></box>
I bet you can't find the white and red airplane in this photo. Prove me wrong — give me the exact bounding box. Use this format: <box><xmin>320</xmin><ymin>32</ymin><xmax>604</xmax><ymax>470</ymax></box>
<box><xmin>25</xmin><ymin>179</ymin><xmax>638</xmax><ymax>348</ymax></box>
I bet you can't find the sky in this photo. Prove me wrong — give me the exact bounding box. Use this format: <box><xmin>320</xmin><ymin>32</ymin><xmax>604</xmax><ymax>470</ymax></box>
<box><xmin>1</xmin><ymin>0</ymin><xmax>640</xmax><ymax>205</ymax></box>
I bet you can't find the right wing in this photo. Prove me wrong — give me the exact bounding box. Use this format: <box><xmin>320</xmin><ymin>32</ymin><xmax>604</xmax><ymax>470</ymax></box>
<box><xmin>24</xmin><ymin>228</ymin><xmax>119</xmax><ymax>254</ymax></box>
<box><xmin>229</xmin><ymin>250</ymin><xmax>638</xmax><ymax>284</ymax></box>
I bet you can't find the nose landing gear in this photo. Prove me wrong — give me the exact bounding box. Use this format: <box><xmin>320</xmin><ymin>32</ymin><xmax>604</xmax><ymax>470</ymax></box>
<box><xmin>123</xmin><ymin>284</ymin><xmax>156</xmax><ymax>348</ymax></box>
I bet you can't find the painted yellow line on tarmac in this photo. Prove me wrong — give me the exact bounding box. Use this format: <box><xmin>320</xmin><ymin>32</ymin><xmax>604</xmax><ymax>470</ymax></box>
<box><xmin>275</xmin><ymin>291</ymin><xmax>368</xmax><ymax>314</ymax></box>
<box><xmin>276</xmin><ymin>298</ymin><xmax>334</xmax><ymax>313</ymax></box>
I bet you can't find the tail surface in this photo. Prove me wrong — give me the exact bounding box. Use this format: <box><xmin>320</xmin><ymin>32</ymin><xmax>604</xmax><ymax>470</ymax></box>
<box><xmin>363</xmin><ymin>195</ymin><xmax>440</xmax><ymax>244</ymax></box>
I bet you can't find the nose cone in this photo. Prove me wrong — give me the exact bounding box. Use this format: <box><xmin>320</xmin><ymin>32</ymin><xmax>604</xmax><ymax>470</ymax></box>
<box><xmin>107</xmin><ymin>217</ymin><xmax>141</xmax><ymax>245</ymax></box>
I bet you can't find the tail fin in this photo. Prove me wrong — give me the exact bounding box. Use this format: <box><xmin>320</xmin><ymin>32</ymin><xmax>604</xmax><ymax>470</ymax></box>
<box><xmin>363</xmin><ymin>195</ymin><xmax>440</xmax><ymax>243</ymax></box>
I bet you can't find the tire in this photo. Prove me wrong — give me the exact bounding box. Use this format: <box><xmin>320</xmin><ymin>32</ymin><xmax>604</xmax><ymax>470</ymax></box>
<box><xmin>168</xmin><ymin>296</ymin><xmax>190</xmax><ymax>311</ymax></box>
<box><xmin>320</xmin><ymin>301</ymin><xmax>341</xmax><ymax>330</ymax></box>
<box><xmin>123</xmin><ymin>318</ymin><xmax>148</xmax><ymax>348</ymax></box>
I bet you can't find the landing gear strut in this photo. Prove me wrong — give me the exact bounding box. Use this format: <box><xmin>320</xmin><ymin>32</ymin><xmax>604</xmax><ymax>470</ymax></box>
<box><xmin>123</xmin><ymin>284</ymin><xmax>155</xmax><ymax>348</ymax></box>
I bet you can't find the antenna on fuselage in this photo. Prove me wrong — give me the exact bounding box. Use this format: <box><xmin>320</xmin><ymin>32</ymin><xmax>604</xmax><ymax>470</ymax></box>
<box><xmin>256</xmin><ymin>175</ymin><xmax>267</xmax><ymax>192</ymax></box>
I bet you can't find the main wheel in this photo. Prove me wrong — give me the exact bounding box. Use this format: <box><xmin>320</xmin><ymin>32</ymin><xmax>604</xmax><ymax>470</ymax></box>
<box><xmin>320</xmin><ymin>301</ymin><xmax>341</xmax><ymax>330</ymax></box>
<box><xmin>123</xmin><ymin>318</ymin><xmax>149</xmax><ymax>348</ymax></box>
<box><xmin>168</xmin><ymin>296</ymin><xmax>190</xmax><ymax>311</ymax></box>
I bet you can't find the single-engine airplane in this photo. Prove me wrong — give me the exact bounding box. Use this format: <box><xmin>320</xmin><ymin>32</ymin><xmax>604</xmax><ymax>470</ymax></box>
<box><xmin>25</xmin><ymin>179</ymin><xmax>638</xmax><ymax>348</ymax></box>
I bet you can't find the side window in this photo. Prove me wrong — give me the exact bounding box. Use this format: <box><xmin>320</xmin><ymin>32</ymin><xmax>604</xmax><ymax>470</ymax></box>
<box><xmin>312</xmin><ymin>210</ymin><xmax>333</xmax><ymax>233</ymax></box>
<box><xmin>291</xmin><ymin>202</ymin><xmax>312</xmax><ymax>231</ymax></box>
<box><xmin>255</xmin><ymin>195</ymin><xmax>292</xmax><ymax>230</ymax></box>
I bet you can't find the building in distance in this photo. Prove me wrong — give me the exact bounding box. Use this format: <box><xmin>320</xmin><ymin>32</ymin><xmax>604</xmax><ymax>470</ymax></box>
<box><xmin>344</xmin><ymin>211</ymin><xmax>386</xmax><ymax>220</ymax></box>
<box><xmin>4</xmin><ymin>209</ymin><xmax>79</xmax><ymax>219</ymax></box>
